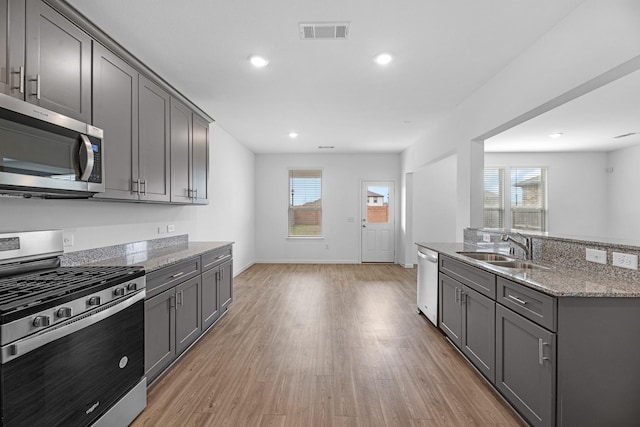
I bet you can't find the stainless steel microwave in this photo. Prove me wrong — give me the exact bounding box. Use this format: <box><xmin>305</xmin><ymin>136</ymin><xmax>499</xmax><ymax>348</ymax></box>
<box><xmin>0</xmin><ymin>93</ymin><xmax>104</xmax><ymax>198</ymax></box>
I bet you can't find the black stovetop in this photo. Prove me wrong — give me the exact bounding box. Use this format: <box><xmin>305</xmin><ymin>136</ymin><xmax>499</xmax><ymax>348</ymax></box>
<box><xmin>0</xmin><ymin>265</ymin><xmax>145</xmax><ymax>323</ymax></box>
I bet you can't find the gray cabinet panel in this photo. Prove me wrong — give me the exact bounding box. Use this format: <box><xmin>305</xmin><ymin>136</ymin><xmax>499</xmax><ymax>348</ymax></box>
<box><xmin>219</xmin><ymin>260</ymin><xmax>233</xmax><ymax>312</ymax></box>
<box><xmin>461</xmin><ymin>284</ymin><xmax>495</xmax><ymax>384</ymax></box>
<box><xmin>170</xmin><ymin>97</ymin><xmax>191</xmax><ymax>203</ymax></box>
<box><xmin>201</xmin><ymin>267</ymin><xmax>220</xmax><ymax>331</ymax></box>
<box><xmin>439</xmin><ymin>273</ymin><xmax>462</xmax><ymax>346</ymax></box>
<box><xmin>92</xmin><ymin>43</ymin><xmax>138</xmax><ymax>200</ymax></box>
<box><xmin>440</xmin><ymin>255</ymin><xmax>495</xmax><ymax>298</ymax></box>
<box><xmin>192</xmin><ymin>113</ymin><xmax>208</xmax><ymax>204</ymax></box>
<box><xmin>497</xmin><ymin>277</ymin><xmax>557</xmax><ymax>332</ymax></box>
<box><xmin>138</xmin><ymin>75</ymin><xmax>170</xmax><ymax>202</ymax></box>
<box><xmin>175</xmin><ymin>275</ymin><xmax>202</xmax><ymax>355</ymax></box>
<box><xmin>144</xmin><ymin>288</ymin><xmax>175</xmax><ymax>384</ymax></box>
<box><xmin>25</xmin><ymin>0</ymin><xmax>91</xmax><ymax>122</ymax></box>
<box><xmin>496</xmin><ymin>304</ymin><xmax>555</xmax><ymax>427</ymax></box>
<box><xmin>0</xmin><ymin>0</ymin><xmax>25</xmax><ymax>99</ymax></box>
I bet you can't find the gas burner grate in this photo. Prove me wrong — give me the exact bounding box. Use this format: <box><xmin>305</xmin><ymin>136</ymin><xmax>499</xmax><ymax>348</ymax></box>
<box><xmin>0</xmin><ymin>266</ymin><xmax>144</xmax><ymax>314</ymax></box>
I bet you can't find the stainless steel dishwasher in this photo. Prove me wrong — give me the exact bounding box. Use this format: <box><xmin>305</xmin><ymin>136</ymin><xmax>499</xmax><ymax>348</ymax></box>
<box><xmin>417</xmin><ymin>246</ymin><xmax>438</xmax><ymax>326</ymax></box>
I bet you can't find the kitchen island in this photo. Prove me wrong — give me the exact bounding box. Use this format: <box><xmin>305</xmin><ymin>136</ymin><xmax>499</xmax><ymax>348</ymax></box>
<box><xmin>417</xmin><ymin>241</ymin><xmax>640</xmax><ymax>427</ymax></box>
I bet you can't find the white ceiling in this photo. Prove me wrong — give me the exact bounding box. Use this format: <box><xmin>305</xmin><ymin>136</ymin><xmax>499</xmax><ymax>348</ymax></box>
<box><xmin>66</xmin><ymin>0</ymin><xmax>585</xmax><ymax>154</ymax></box>
<box><xmin>485</xmin><ymin>67</ymin><xmax>640</xmax><ymax>152</ymax></box>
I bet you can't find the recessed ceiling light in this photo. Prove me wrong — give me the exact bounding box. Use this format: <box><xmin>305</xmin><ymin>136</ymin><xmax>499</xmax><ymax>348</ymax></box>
<box><xmin>374</xmin><ymin>53</ymin><xmax>393</xmax><ymax>65</ymax></box>
<box><xmin>318</xmin><ymin>146</ymin><xmax>334</xmax><ymax>149</ymax></box>
<box><xmin>249</xmin><ymin>55</ymin><xmax>269</xmax><ymax>68</ymax></box>
<box><xmin>288</xmin><ymin>132</ymin><xmax>299</xmax><ymax>139</ymax></box>
<box><xmin>548</xmin><ymin>133</ymin><xmax>563</xmax><ymax>139</ymax></box>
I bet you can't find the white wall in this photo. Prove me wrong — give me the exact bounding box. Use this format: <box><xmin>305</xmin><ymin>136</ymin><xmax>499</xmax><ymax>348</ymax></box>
<box><xmin>410</xmin><ymin>154</ymin><xmax>457</xmax><ymax>264</ymax></box>
<box><xmin>0</xmin><ymin>122</ymin><xmax>256</xmax><ymax>275</ymax></box>
<box><xmin>255</xmin><ymin>153</ymin><xmax>400</xmax><ymax>263</ymax></box>
<box><xmin>485</xmin><ymin>152</ymin><xmax>608</xmax><ymax>237</ymax></box>
<box><xmin>400</xmin><ymin>0</ymin><xmax>640</xmax><ymax>265</ymax></box>
<box><xmin>607</xmin><ymin>143</ymin><xmax>640</xmax><ymax>240</ymax></box>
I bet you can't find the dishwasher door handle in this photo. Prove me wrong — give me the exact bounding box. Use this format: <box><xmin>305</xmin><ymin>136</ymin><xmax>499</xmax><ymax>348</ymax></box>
<box><xmin>418</xmin><ymin>251</ymin><xmax>438</xmax><ymax>263</ymax></box>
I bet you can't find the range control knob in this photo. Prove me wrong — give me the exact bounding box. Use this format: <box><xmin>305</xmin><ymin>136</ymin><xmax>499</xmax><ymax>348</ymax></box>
<box><xmin>88</xmin><ymin>296</ymin><xmax>102</xmax><ymax>306</ymax></box>
<box><xmin>56</xmin><ymin>307</ymin><xmax>72</xmax><ymax>318</ymax></box>
<box><xmin>33</xmin><ymin>315</ymin><xmax>51</xmax><ymax>328</ymax></box>
<box><xmin>113</xmin><ymin>287</ymin><xmax>125</xmax><ymax>297</ymax></box>
<box><xmin>126</xmin><ymin>282</ymin><xmax>137</xmax><ymax>291</ymax></box>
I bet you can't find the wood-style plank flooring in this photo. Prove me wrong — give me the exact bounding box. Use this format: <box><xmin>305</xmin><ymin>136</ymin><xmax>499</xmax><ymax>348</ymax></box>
<box><xmin>132</xmin><ymin>264</ymin><xmax>524</xmax><ymax>426</ymax></box>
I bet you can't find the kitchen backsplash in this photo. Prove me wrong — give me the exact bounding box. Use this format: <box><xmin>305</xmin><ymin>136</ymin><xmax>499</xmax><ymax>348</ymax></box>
<box><xmin>61</xmin><ymin>234</ymin><xmax>189</xmax><ymax>267</ymax></box>
<box><xmin>464</xmin><ymin>228</ymin><xmax>640</xmax><ymax>282</ymax></box>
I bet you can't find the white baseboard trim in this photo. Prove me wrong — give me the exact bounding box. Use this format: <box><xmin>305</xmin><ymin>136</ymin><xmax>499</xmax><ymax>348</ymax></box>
<box><xmin>254</xmin><ymin>259</ymin><xmax>362</xmax><ymax>264</ymax></box>
<box><xmin>233</xmin><ymin>261</ymin><xmax>255</xmax><ymax>277</ymax></box>
<box><xmin>403</xmin><ymin>263</ymin><xmax>415</xmax><ymax>268</ymax></box>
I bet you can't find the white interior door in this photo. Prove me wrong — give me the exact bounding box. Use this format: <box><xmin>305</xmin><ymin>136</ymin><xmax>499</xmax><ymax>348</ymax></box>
<box><xmin>361</xmin><ymin>181</ymin><xmax>395</xmax><ymax>262</ymax></box>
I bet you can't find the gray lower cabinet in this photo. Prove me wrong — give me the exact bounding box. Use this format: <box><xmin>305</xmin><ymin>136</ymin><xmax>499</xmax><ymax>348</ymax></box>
<box><xmin>144</xmin><ymin>287</ymin><xmax>175</xmax><ymax>384</ymax></box>
<box><xmin>201</xmin><ymin>246</ymin><xmax>233</xmax><ymax>331</ymax></box>
<box><xmin>175</xmin><ymin>275</ymin><xmax>202</xmax><ymax>354</ymax></box>
<box><xmin>219</xmin><ymin>260</ymin><xmax>233</xmax><ymax>311</ymax></box>
<box><xmin>496</xmin><ymin>304</ymin><xmax>556</xmax><ymax>427</ymax></box>
<box><xmin>440</xmin><ymin>264</ymin><xmax>495</xmax><ymax>383</ymax></box>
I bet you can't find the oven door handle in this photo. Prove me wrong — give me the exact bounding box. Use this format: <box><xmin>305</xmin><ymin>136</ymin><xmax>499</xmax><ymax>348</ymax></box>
<box><xmin>1</xmin><ymin>290</ymin><xmax>145</xmax><ymax>364</ymax></box>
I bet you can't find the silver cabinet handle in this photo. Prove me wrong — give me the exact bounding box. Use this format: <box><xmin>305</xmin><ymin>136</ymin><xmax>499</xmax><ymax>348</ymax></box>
<box><xmin>134</xmin><ymin>178</ymin><xmax>141</xmax><ymax>195</ymax></box>
<box><xmin>171</xmin><ymin>271</ymin><xmax>184</xmax><ymax>279</ymax></box>
<box><xmin>538</xmin><ymin>338</ymin><xmax>550</xmax><ymax>365</ymax></box>
<box><xmin>193</xmin><ymin>188</ymin><xmax>198</xmax><ymax>199</ymax></box>
<box><xmin>78</xmin><ymin>134</ymin><xmax>95</xmax><ymax>181</ymax></box>
<box><xmin>461</xmin><ymin>290</ymin><xmax>466</xmax><ymax>305</ymax></box>
<box><xmin>508</xmin><ymin>294</ymin><xmax>528</xmax><ymax>305</ymax></box>
<box><xmin>454</xmin><ymin>287</ymin><xmax>459</xmax><ymax>303</ymax></box>
<box><xmin>11</xmin><ymin>66</ymin><xmax>24</xmax><ymax>93</ymax></box>
<box><xmin>30</xmin><ymin>74</ymin><xmax>41</xmax><ymax>99</ymax></box>
<box><xmin>176</xmin><ymin>290</ymin><xmax>184</xmax><ymax>307</ymax></box>
<box><xmin>141</xmin><ymin>180</ymin><xmax>147</xmax><ymax>195</ymax></box>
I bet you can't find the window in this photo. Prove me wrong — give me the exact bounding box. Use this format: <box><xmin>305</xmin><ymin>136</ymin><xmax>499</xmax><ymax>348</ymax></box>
<box><xmin>288</xmin><ymin>170</ymin><xmax>322</xmax><ymax>237</ymax></box>
<box><xmin>484</xmin><ymin>166</ymin><xmax>547</xmax><ymax>232</ymax></box>
<box><xmin>510</xmin><ymin>167</ymin><xmax>547</xmax><ymax>231</ymax></box>
<box><xmin>483</xmin><ymin>168</ymin><xmax>504</xmax><ymax>228</ymax></box>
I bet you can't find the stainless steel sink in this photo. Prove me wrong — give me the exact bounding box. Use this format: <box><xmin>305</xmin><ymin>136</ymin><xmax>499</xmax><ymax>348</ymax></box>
<box><xmin>483</xmin><ymin>260</ymin><xmax>552</xmax><ymax>270</ymax></box>
<box><xmin>456</xmin><ymin>252</ymin><xmax>515</xmax><ymax>261</ymax></box>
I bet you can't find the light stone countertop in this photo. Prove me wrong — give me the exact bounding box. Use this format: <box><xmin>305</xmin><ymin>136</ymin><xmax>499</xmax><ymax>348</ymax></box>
<box><xmin>82</xmin><ymin>241</ymin><xmax>233</xmax><ymax>273</ymax></box>
<box><xmin>416</xmin><ymin>242</ymin><xmax>640</xmax><ymax>298</ymax></box>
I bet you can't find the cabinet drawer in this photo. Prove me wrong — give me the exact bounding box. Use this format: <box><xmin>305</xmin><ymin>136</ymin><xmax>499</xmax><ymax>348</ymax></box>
<box><xmin>201</xmin><ymin>246</ymin><xmax>233</xmax><ymax>272</ymax></box>
<box><xmin>146</xmin><ymin>257</ymin><xmax>201</xmax><ymax>298</ymax></box>
<box><xmin>440</xmin><ymin>255</ymin><xmax>496</xmax><ymax>299</ymax></box>
<box><xmin>497</xmin><ymin>277</ymin><xmax>557</xmax><ymax>332</ymax></box>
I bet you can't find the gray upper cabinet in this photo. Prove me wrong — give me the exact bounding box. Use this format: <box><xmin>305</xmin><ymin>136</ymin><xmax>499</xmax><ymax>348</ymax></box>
<box><xmin>171</xmin><ymin>97</ymin><xmax>209</xmax><ymax>204</ymax></box>
<box><xmin>0</xmin><ymin>0</ymin><xmax>25</xmax><ymax>99</ymax></box>
<box><xmin>93</xmin><ymin>43</ymin><xmax>138</xmax><ymax>201</ymax></box>
<box><xmin>138</xmin><ymin>75</ymin><xmax>170</xmax><ymax>202</ymax></box>
<box><xmin>170</xmin><ymin>98</ymin><xmax>192</xmax><ymax>203</ymax></box>
<box><xmin>192</xmin><ymin>113</ymin><xmax>209</xmax><ymax>204</ymax></box>
<box><xmin>25</xmin><ymin>0</ymin><xmax>91</xmax><ymax>122</ymax></box>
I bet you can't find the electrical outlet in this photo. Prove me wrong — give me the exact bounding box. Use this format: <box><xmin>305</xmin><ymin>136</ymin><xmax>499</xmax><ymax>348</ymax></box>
<box><xmin>62</xmin><ymin>233</ymin><xmax>74</xmax><ymax>247</ymax></box>
<box><xmin>167</xmin><ymin>224</ymin><xmax>175</xmax><ymax>233</ymax></box>
<box><xmin>612</xmin><ymin>252</ymin><xmax>638</xmax><ymax>270</ymax></box>
<box><xmin>482</xmin><ymin>233</ymin><xmax>491</xmax><ymax>243</ymax></box>
<box><xmin>586</xmin><ymin>248</ymin><xmax>606</xmax><ymax>264</ymax></box>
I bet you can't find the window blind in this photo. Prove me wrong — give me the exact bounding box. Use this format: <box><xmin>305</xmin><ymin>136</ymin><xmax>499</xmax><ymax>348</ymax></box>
<box><xmin>483</xmin><ymin>168</ymin><xmax>504</xmax><ymax>228</ymax></box>
<box><xmin>510</xmin><ymin>167</ymin><xmax>546</xmax><ymax>231</ymax></box>
<box><xmin>288</xmin><ymin>170</ymin><xmax>322</xmax><ymax>236</ymax></box>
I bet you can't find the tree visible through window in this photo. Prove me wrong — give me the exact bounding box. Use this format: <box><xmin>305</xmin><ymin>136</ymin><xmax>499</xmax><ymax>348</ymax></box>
<box><xmin>288</xmin><ymin>170</ymin><xmax>322</xmax><ymax>237</ymax></box>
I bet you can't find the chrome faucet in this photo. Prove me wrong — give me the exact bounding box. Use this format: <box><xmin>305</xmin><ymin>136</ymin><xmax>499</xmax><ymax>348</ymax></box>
<box><xmin>501</xmin><ymin>233</ymin><xmax>533</xmax><ymax>260</ymax></box>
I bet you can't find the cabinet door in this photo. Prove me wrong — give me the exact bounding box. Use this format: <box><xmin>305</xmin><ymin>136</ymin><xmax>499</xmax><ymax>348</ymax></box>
<box><xmin>139</xmin><ymin>75</ymin><xmax>170</xmax><ymax>202</ymax></box>
<box><xmin>0</xmin><ymin>0</ymin><xmax>25</xmax><ymax>99</ymax></box>
<box><xmin>201</xmin><ymin>267</ymin><xmax>220</xmax><ymax>331</ymax></box>
<box><xmin>25</xmin><ymin>0</ymin><xmax>91</xmax><ymax>122</ymax></box>
<box><xmin>175</xmin><ymin>275</ymin><xmax>202</xmax><ymax>355</ymax></box>
<box><xmin>145</xmin><ymin>288</ymin><xmax>175</xmax><ymax>384</ymax></box>
<box><xmin>461</xmin><ymin>285</ymin><xmax>495</xmax><ymax>384</ymax></box>
<box><xmin>170</xmin><ymin>97</ymin><xmax>192</xmax><ymax>203</ymax></box>
<box><xmin>439</xmin><ymin>274</ymin><xmax>462</xmax><ymax>346</ymax></box>
<box><xmin>191</xmin><ymin>113</ymin><xmax>208</xmax><ymax>204</ymax></box>
<box><xmin>219</xmin><ymin>260</ymin><xmax>233</xmax><ymax>312</ymax></box>
<box><xmin>496</xmin><ymin>304</ymin><xmax>556</xmax><ymax>427</ymax></box>
<box><xmin>92</xmin><ymin>43</ymin><xmax>138</xmax><ymax>200</ymax></box>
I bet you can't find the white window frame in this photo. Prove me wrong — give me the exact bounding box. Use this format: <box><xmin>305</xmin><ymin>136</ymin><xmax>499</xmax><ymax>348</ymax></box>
<box><xmin>287</xmin><ymin>168</ymin><xmax>324</xmax><ymax>239</ymax></box>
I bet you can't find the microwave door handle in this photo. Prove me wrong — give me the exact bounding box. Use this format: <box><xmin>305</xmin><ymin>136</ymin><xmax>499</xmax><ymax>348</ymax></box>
<box><xmin>78</xmin><ymin>134</ymin><xmax>94</xmax><ymax>181</ymax></box>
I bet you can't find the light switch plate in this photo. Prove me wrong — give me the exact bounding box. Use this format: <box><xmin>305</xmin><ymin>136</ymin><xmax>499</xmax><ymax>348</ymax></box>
<box><xmin>586</xmin><ymin>248</ymin><xmax>606</xmax><ymax>264</ymax></box>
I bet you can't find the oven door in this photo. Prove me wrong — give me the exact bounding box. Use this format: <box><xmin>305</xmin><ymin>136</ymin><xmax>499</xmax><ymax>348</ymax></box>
<box><xmin>0</xmin><ymin>292</ymin><xmax>144</xmax><ymax>427</ymax></box>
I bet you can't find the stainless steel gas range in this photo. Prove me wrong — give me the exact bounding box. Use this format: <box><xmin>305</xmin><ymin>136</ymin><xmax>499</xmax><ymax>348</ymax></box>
<box><xmin>0</xmin><ymin>230</ymin><xmax>146</xmax><ymax>427</ymax></box>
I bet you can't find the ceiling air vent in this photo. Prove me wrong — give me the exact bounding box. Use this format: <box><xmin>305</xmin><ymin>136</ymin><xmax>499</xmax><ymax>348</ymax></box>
<box><xmin>299</xmin><ymin>22</ymin><xmax>350</xmax><ymax>40</ymax></box>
